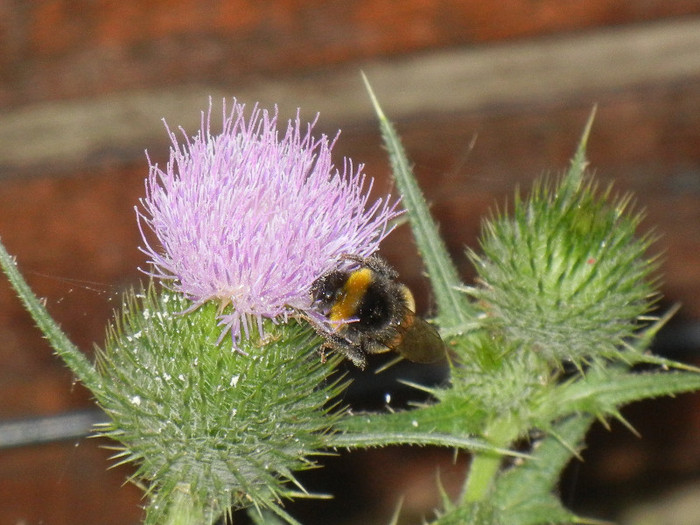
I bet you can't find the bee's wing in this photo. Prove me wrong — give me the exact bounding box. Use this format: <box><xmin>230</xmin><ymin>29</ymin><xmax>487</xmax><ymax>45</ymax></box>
<box><xmin>395</xmin><ymin>311</ymin><xmax>447</xmax><ymax>364</ymax></box>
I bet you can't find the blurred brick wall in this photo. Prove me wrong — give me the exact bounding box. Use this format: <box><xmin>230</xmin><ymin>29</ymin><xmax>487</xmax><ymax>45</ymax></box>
<box><xmin>3</xmin><ymin>0</ymin><xmax>700</xmax><ymax>108</ymax></box>
<box><xmin>1</xmin><ymin>1</ymin><xmax>699</xmax><ymax>524</ymax></box>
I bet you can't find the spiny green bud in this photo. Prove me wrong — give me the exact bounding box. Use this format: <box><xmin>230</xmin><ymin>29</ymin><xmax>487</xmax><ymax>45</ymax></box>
<box><xmin>449</xmin><ymin>333</ymin><xmax>551</xmax><ymax>416</ymax></box>
<box><xmin>467</xmin><ymin>171</ymin><xmax>658</xmax><ymax>366</ymax></box>
<box><xmin>94</xmin><ymin>283</ymin><xmax>345</xmax><ymax>524</ymax></box>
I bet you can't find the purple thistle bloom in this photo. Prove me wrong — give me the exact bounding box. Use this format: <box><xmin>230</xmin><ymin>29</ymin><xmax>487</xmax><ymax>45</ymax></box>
<box><xmin>137</xmin><ymin>99</ymin><xmax>401</xmax><ymax>344</ymax></box>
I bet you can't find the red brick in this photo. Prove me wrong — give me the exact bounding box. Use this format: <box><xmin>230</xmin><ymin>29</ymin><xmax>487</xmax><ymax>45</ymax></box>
<box><xmin>3</xmin><ymin>1</ymin><xmax>700</xmax><ymax>107</ymax></box>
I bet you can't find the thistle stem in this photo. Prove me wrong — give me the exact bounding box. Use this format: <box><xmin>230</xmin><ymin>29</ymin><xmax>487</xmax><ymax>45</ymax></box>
<box><xmin>0</xmin><ymin>239</ymin><xmax>102</xmax><ymax>393</ymax></box>
<box><xmin>159</xmin><ymin>486</ymin><xmax>206</xmax><ymax>525</ymax></box>
<box><xmin>461</xmin><ymin>417</ymin><xmax>518</xmax><ymax>503</ymax></box>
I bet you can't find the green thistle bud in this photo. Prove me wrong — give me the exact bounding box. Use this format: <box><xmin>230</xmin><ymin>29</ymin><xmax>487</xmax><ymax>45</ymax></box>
<box><xmin>467</xmin><ymin>171</ymin><xmax>658</xmax><ymax>365</ymax></box>
<box><xmin>449</xmin><ymin>333</ymin><xmax>550</xmax><ymax>417</ymax></box>
<box><xmin>94</xmin><ymin>283</ymin><xmax>345</xmax><ymax>524</ymax></box>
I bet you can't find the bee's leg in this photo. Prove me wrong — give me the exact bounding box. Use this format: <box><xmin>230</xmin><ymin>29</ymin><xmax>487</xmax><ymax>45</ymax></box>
<box><xmin>339</xmin><ymin>253</ymin><xmax>366</xmax><ymax>264</ymax></box>
<box><xmin>325</xmin><ymin>333</ymin><xmax>368</xmax><ymax>369</ymax></box>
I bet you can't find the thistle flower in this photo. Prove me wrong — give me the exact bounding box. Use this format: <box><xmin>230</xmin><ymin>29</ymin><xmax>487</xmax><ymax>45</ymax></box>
<box><xmin>137</xmin><ymin>99</ymin><xmax>401</xmax><ymax>344</ymax></box>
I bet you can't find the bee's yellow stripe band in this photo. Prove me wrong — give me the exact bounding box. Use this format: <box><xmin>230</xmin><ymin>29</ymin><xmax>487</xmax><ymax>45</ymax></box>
<box><xmin>329</xmin><ymin>267</ymin><xmax>373</xmax><ymax>322</ymax></box>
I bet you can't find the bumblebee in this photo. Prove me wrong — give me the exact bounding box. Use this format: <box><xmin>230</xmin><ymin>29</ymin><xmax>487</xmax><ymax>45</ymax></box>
<box><xmin>310</xmin><ymin>255</ymin><xmax>447</xmax><ymax>369</ymax></box>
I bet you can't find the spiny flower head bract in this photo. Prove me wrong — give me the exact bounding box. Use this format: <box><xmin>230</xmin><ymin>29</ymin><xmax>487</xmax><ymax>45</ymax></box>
<box><xmin>137</xmin><ymin>99</ymin><xmax>401</xmax><ymax>344</ymax></box>
<box><xmin>468</xmin><ymin>173</ymin><xmax>658</xmax><ymax>365</ymax></box>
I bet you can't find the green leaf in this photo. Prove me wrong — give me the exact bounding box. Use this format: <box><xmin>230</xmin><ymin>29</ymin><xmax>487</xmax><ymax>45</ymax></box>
<box><xmin>537</xmin><ymin>368</ymin><xmax>700</xmax><ymax>425</ymax></box>
<box><xmin>0</xmin><ymin>237</ymin><xmax>102</xmax><ymax>393</ymax></box>
<box><xmin>494</xmin><ymin>415</ymin><xmax>602</xmax><ymax>525</ymax></box>
<box><xmin>333</xmin><ymin>403</ymin><xmax>526</xmax><ymax>459</ymax></box>
<box><xmin>495</xmin><ymin>415</ymin><xmax>592</xmax><ymax>505</ymax></box>
<box><xmin>362</xmin><ymin>73</ymin><xmax>475</xmax><ymax>330</ymax></box>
